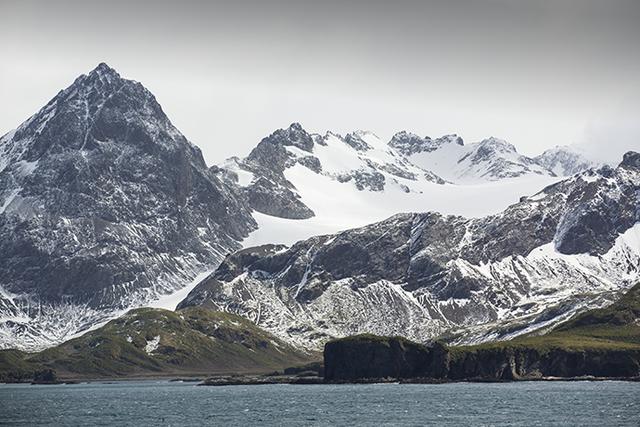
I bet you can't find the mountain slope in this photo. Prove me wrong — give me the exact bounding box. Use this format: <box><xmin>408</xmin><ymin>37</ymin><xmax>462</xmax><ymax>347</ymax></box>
<box><xmin>179</xmin><ymin>152</ymin><xmax>640</xmax><ymax>350</ymax></box>
<box><xmin>220</xmin><ymin>124</ymin><xmax>568</xmax><ymax>246</ymax></box>
<box><xmin>0</xmin><ymin>306</ymin><xmax>312</xmax><ymax>381</ymax></box>
<box><xmin>0</xmin><ymin>64</ymin><xmax>256</xmax><ymax>350</ymax></box>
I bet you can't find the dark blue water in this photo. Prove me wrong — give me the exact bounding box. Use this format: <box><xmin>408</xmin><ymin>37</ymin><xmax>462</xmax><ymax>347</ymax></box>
<box><xmin>0</xmin><ymin>380</ymin><xmax>638</xmax><ymax>426</ymax></box>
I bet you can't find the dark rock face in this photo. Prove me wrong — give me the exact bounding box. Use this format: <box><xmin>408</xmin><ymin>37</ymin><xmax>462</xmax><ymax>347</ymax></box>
<box><xmin>223</xmin><ymin>123</ymin><xmax>317</xmax><ymax>219</ymax></box>
<box><xmin>255</xmin><ymin>122</ymin><xmax>315</xmax><ymax>153</ymax></box>
<box><xmin>0</xmin><ymin>63</ymin><xmax>256</xmax><ymax>349</ymax></box>
<box><xmin>244</xmin><ymin>177</ymin><xmax>314</xmax><ymax>219</ymax></box>
<box><xmin>337</xmin><ymin>170</ymin><xmax>386</xmax><ymax>191</ymax></box>
<box><xmin>552</xmin><ymin>165</ymin><xmax>639</xmax><ymax>255</ymax></box>
<box><xmin>448</xmin><ymin>347</ymin><xmax>640</xmax><ymax>380</ymax></box>
<box><xmin>389</xmin><ymin>132</ymin><xmax>463</xmax><ymax>156</ymax></box>
<box><xmin>343</xmin><ymin>133</ymin><xmax>373</xmax><ymax>151</ymax></box>
<box><xmin>180</xmin><ymin>155</ymin><xmax>640</xmax><ymax>349</ymax></box>
<box><xmin>212</xmin><ymin>244</ymin><xmax>288</xmax><ymax>282</ymax></box>
<box><xmin>620</xmin><ymin>151</ymin><xmax>640</xmax><ymax>171</ymax></box>
<box><xmin>323</xmin><ymin>336</ymin><xmax>640</xmax><ymax>382</ymax></box>
<box><xmin>323</xmin><ymin>335</ymin><xmax>448</xmax><ymax>381</ymax></box>
<box><xmin>32</xmin><ymin>368</ymin><xmax>60</xmax><ymax>384</ymax></box>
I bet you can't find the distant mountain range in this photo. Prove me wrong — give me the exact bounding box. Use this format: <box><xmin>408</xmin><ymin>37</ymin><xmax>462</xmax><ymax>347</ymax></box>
<box><xmin>218</xmin><ymin>123</ymin><xmax>596</xmax><ymax>246</ymax></box>
<box><xmin>0</xmin><ymin>64</ymin><xmax>626</xmax><ymax>353</ymax></box>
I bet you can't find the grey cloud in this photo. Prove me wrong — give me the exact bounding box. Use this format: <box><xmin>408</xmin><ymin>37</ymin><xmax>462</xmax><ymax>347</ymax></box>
<box><xmin>1</xmin><ymin>0</ymin><xmax>638</xmax><ymax>164</ymax></box>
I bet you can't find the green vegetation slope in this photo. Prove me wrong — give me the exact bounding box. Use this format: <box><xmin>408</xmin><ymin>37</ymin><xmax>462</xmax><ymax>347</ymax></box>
<box><xmin>1</xmin><ymin>307</ymin><xmax>314</xmax><ymax>381</ymax></box>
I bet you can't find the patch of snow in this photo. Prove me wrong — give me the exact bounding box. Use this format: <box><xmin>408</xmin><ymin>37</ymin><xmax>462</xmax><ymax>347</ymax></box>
<box><xmin>0</xmin><ymin>189</ymin><xmax>20</xmax><ymax>214</ymax></box>
<box><xmin>146</xmin><ymin>269</ymin><xmax>215</xmax><ymax>310</ymax></box>
<box><xmin>13</xmin><ymin>160</ymin><xmax>39</xmax><ymax>178</ymax></box>
<box><xmin>234</xmin><ymin>168</ymin><xmax>255</xmax><ymax>186</ymax></box>
<box><xmin>145</xmin><ymin>335</ymin><xmax>160</xmax><ymax>354</ymax></box>
<box><xmin>221</xmin><ymin>158</ymin><xmax>255</xmax><ymax>186</ymax></box>
<box><xmin>580</xmin><ymin>174</ymin><xmax>600</xmax><ymax>183</ymax></box>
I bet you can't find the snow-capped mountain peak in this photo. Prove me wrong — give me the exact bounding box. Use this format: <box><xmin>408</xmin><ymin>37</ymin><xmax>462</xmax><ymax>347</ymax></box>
<box><xmin>74</xmin><ymin>62</ymin><xmax>123</xmax><ymax>92</ymax></box>
<box><xmin>214</xmin><ymin>123</ymin><xmax>450</xmax><ymax>226</ymax></box>
<box><xmin>404</xmin><ymin>135</ymin><xmax>556</xmax><ymax>184</ymax></box>
<box><xmin>534</xmin><ymin>145</ymin><xmax>599</xmax><ymax>176</ymax></box>
<box><xmin>472</xmin><ymin>136</ymin><xmax>517</xmax><ymax>154</ymax></box>
<box><xmin>255</xmin><ymin>122</ymin><xmax>315</xmax><ymax>153</ymax></box>
<box><xmin>1</xmin><ymin>62</ymin><xmax>195</xmax><ymax>173</ymax></box>
<box><xmin>88</xmin><ymin>62</ymin><xmax>121</xmax><ymax>79</ymax></box>
<box><xmin>0</xmin><ymin>64</ymin><xmax>256</xmax><ymax>350</ymax></box>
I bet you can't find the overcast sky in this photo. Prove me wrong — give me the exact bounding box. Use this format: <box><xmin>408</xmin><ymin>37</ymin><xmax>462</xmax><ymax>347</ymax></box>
<box><xmin>1</xmin><ymin>0</ymin><xmax>638</xmax><ymax>165</ymax></box>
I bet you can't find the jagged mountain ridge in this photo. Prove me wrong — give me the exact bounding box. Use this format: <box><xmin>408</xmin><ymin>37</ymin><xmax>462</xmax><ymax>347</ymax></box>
<box><xmin>216</xmin><ymin>124</ymin><xmax>446</xmax><ymax>220</ymax></box>
<box><xmin>218</xmin><ymin>123</ymin><xmax>595</xmax><ymax>246</ymax></box>
<box><xmin>390</xmin><ymin>131</ymin><xmax>592</xmax><ymax>183</ymax></box>
<box><xmin>179</xmin><ymin>152</ymin><xmax>640</xmax><ymax>350</ymax></box>
<box><xmin>0</xmin><ymin>64</ymin><xmax>256</xmax><ymax>350</ymax></box>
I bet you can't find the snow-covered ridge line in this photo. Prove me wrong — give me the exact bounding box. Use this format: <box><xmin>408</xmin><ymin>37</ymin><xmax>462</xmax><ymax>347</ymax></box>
<box><xmin>216</xmin><ymin>122</ymin><xmax>596</xmax><ymax>246</ymax></box>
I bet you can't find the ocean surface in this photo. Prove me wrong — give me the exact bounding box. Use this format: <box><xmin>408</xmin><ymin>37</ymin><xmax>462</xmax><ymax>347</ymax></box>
<box><xmin>1</xmin><ymin>380</ymin><xmax>638</xmax><ymax>426</ymax></box>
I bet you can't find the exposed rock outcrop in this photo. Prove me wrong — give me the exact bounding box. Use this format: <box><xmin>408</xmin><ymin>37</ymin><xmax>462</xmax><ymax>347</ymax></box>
<box><xmin>324</xmin><ymin>335</ymin><xmax>640</xmax><ymax>382</ymax></box>
<box><xmin>323</xmin><ymin>335</ymin><xmax>447</xmax><ymax>381</ymax></box>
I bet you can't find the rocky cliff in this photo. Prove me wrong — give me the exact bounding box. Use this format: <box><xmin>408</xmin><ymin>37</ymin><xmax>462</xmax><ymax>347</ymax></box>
<box><xmin>324</xmin><ymin>283</ymin><xmax>640</xmax><ymax>381</ymax></box>
<box><xmin>323</xmin><ymin>335</ymin><xmax>447</xmax><ymax>381</ymax></box>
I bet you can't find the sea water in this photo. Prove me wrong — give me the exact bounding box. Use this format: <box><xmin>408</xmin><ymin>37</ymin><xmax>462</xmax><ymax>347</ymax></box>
<box><xmin>1</xmin><ymin>380</ymin><xmax>638</xmax><ymax>426</ymax></box>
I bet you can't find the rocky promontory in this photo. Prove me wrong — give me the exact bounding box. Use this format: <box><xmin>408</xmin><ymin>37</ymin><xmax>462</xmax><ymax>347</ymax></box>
<box><xmin>324</xmin><ymin>283</ymin><xmax>640</xmax><ymax>382</ymax></box>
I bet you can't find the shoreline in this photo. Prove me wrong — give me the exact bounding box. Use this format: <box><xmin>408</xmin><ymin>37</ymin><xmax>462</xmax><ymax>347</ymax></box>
<box><xmin>3</xmin><ymin>375</ymin><xmax>640</xmax><ymax>387</ymax></box>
